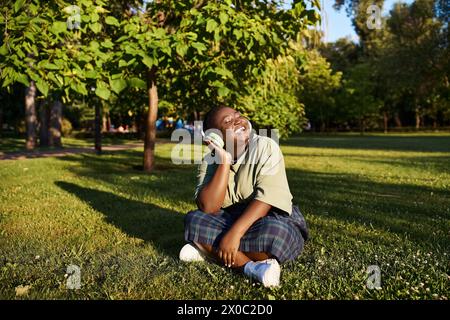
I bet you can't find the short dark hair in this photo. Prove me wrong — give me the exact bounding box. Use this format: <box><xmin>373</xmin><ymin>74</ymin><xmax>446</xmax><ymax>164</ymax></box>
<box><xmin>203</xmin><ymin>105</ymin><xmax>228</xmax><ymax>131</ymax></box>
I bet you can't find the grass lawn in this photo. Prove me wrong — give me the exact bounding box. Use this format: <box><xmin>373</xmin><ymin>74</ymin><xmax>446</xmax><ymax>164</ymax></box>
<box><xmin>0</xmin><ymin>133</ymin><xmax>449</xmax><ymax>299</ymax></box>
<box><xmin>0</xmin><ymin>133</ymin><xmax>140</xmax><ymax>155</ymax></box>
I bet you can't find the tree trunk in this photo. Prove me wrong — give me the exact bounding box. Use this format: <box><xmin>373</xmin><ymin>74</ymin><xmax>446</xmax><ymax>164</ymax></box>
<box><xmin>394</xmin><ymin>112</ymin><xmax>402</xmax><ymax>128</ymax></box>
<box><xmin>49</xmin><ymin>99</ymin><xmax>62</xmax><ymax>148</ymax></box>
<box><xmin>95</xmin><ymin>103</ymin><xmax>102</xmax><ymax>154</ymax></box>
<box><xmin>39</xmin><ymin>100</ymin><xmax>49</xmax><ymax>147</ymax></box>
<box><xmin>25</xmin><ymin>81</ymin><xmax>37</xmax><ymax>150</ymax></box>
<box><xmin>415</xmin><ymin>107</ymin><xmax>420</xmax><ymax>129</ymax></box>
<box><xmin>360</xmin><ymin>118</ymin><xmax>366</xmax><ymax>136</ymax></box>
<box><xmin>383</xmin><ymin>111</ymin><xmax>388</xmax><ymax>134</ymax></box>
<box><xmin>0</xmin><ymin>104</ymin><xmax>3</xmax><ymax>137</ymax></box>
<box><xmin>143</xmin><ymin>67</ymin><xmax>158</xmax><ymax>172</ymax></box>
<box><xmin>102</xmin><ymin>112</ymin><xmax>107</xmax><ymax>133</ymax></box>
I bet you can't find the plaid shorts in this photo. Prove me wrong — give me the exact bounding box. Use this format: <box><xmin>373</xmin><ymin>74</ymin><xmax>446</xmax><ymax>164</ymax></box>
<box><xmin>184</xmin><ymin>203</ymin><xmax>308</xmax><ymax>263</ymax></box>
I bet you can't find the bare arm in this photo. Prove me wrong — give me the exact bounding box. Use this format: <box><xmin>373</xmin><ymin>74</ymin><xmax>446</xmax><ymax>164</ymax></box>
<box><xmin>196</xmin><ymin>142</ymin><xmax>232</xmax><ymax>214</ymax></box>
<box><xmin>218</xmin><ymin>199</ymin><xmax>272</xmax><ymax>267</ymax></box>
<box><xmin>228</xmin><ymin>199</ymin><xmax>272</xmax><ymax>237</ymax></box>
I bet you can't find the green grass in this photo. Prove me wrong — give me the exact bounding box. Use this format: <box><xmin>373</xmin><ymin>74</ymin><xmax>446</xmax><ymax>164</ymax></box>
<box><xmin>0</xmin><ymin>133</ymin><xmax>139</xmax><ymax>155</ymax></box>
<box><xmin>0</xmin><ymin>133</ymin><xmax>449</xmax><ymax>299</ymax></box>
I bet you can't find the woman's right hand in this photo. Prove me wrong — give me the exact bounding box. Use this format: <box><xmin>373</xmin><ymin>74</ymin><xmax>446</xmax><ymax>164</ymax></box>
<box><xmin>204</xmin><ymin>139</ymin><xmax>232</xmax><ymax>164</ymax></box>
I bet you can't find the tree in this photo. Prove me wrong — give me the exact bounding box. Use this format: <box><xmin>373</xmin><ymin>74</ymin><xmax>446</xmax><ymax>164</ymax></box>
<box><xmin>333</xmin><ymin>0</ymin><xmax>385</xmax><ymax>56</ymax></box>
<box><xmin>298</xmin><ymin>45</ymin><xmax>342</xmax><ymax>132</ymax></box>
<box><xmin>0</xmin><ymin>0</ymin><xmax>119</xmax><ymax>149</ymax></box>
<box><xmin>118</xmin><ymin>0</ymin><xmax>320</xmax><ymax>172</ymax></box>
<box><xmin>237</xmin><ymin>52</ymin><xmax>306</xmax><ymax>137</ymax></box>
<box><xmin>24</xmin><ymin>81</ymin><xmax>37</xmax><ymax>149</ymax></box>
<box><xmin>385</xmin><ymin>0</ymin><xmax>447</xmax><ymax>129</ymax></box>
<box><xmin>320</xmin><ymin>37</ymin><xmax>360</xmax><ymax>73</ymax></box>
<box><xmin>340</xmin><ymin>62</ymin><xmax>382</xmax><ymax>134</ymax></box>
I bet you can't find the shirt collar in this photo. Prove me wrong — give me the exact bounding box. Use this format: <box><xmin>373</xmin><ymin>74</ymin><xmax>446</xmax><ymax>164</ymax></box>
<box><xmin>230</xmin><ymin>132</ymin><xmax>257</xmax><ymax>172</ymax></box>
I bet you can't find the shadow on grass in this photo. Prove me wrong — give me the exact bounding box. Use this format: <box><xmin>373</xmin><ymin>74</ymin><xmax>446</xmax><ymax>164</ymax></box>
<box><xmin>55</xmin><ymin>181</ymin><xmax>186</xmax><ymax>258</ymax></box>
<box><xmin>54</xmin><ymin>145</ymin><xmax>449</xmax><ymax>251</ymax></box>
<box><xmin>287</xmin><ymin>168</ymin><xmax>450</xmax><ymax>249</ymax></box>
<box><xmin>54</xmin><ymin>149</ymin><xmax>197</xmax><ymax>258</ymax></box>
<box><xmin>282</xmin><ymin>152</ymin><xmax>450</xmax><ymax>175</ymax></box>
<box><xmin>56</xmin><ymin>149</ymin><xmax>198</xmax><ymax>207</ymax></box>
<box><xmin>281</xmin><ymin>134</ymin><xmax>450</xmax><ymax>153</ymax></box>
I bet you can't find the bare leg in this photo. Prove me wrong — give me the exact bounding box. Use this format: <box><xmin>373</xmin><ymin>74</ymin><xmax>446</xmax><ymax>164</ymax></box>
<box><xmin>243</xmin><ymin>252</ymin><xmax>271</xmax><ymax>261</ymax></box>
<box><xmin>195</xmin><ymin>242</ymin><xmax>271</xmax><ymax>269</ymax></box>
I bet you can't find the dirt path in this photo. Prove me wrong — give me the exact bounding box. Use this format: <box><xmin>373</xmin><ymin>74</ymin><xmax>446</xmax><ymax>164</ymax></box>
<box><xmin>0</xmin><ymin>143</ymin><xmax>145</xmax><ymax>160</ymax></box>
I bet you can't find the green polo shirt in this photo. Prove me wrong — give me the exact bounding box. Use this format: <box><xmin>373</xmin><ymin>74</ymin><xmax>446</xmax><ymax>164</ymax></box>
<box><xmin>194</xmin><ymin>132</ymin><xmax>293</xmax><ymax>215</ymax></box>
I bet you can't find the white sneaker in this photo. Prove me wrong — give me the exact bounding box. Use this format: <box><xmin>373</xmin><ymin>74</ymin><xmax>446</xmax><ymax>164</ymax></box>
<box><xmin>179</xmin><ymin>243</ymin><xmax>205</xmax><ymax>262</ymax></box>
<box><xmin>243</xmin><ymin>259</ymin><xmax>281</xmax><ymax>287</ymax></box>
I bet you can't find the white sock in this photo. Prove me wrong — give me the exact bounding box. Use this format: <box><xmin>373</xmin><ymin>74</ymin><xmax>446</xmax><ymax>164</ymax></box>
<box><xmin>243</xmin><ymin>259</ymin><xmax>281</xmax><ymax>287</ymax></box>
<box><xmin>179</xmin><ymin>243</ymin><xmax>205</xmax><ymax>262</ymax></box>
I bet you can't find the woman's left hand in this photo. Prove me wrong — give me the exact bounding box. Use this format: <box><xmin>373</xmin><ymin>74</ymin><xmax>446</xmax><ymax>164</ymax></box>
<box><xmin>218</xmin><ymin>230</ymin><xmax>241</xmax><ymax>267</ymax></box>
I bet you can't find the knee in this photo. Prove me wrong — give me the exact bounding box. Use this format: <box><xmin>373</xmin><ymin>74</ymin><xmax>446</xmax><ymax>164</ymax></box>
<box><xmin>184</xmin><ymin>209</ymin><xmax>206</xmax><ymax>227</ymax></box>
<box><xmin>261</xmin><ymin>219</ymin><xmax>301</xmax><ymax>243</ymax></box>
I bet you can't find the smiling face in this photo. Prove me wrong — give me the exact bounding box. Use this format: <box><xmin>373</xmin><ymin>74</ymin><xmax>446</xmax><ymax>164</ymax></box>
<box><xmin>207</xmin><ymin>106</ymin><xmax>251</xmax><ymax>153</ymax></box>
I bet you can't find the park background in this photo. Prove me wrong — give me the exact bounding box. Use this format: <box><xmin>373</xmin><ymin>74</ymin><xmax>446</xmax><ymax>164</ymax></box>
<box><xmin>0</xmin><ymin>0</ymin><xmax>449</xmax><ymax>299</ymax></box>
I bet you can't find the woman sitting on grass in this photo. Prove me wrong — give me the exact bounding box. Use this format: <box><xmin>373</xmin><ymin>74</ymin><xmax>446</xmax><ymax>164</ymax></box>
<box><xmin>179</xmin><ymin>106</ymin><xmax>308</xmax><ymax>287</ymax></box>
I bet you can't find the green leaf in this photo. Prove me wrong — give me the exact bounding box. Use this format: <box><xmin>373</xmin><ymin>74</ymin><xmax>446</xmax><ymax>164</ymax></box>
<box><xmin>36</xmin><ymin>80</ymin><xmax>49</xmax><ymax>97</ymax></box>
<box><xmin>41</xmin><ymin>61</ymin><xmax>59</xmax><ymax>70</ymax></box>
<box><xmin>206</xmin><ymin>19</ymin><xmax>218</xmax><ymax>33</ymax></box>
<box><xmin>0</xmin><ymin>44</ymin><xmax>8</xmax><ymax>55</ymax></box>
<box><xmin>89</xmin><ymin>22</ymin><xmax>102</xmax><ymax>34</ymax></box>
<box><xmin>233</xmin><ymin>29</ymin><xmax>242</xmax><ymax>40</ymax></box>
<box><xmin>89</xmin><ymin>40</ymin><xmax>100</xmax><ymax>50</ymax></box>
<box><xmin>211</xmin><ymin>80</ymin><xmax>224</xmax><ymax>88</ymax></box>
<box><xmin>142</xmin><ymin>55</ymin><xmax>154</xmax><ymax>68</ymax></box>
<box><xmin>218</xmin><ymin>86</ymin><xmax>230</xmax><ymax>97</ymax></box>
<box><xmin>91</xmin><ymin>12</ymin><xmax>99</xmax><ymax>23</ymax></box>
<box><xmin>176</xmin><ymin>43</ymin><xmax>188</xmax><ymax>57</ymax></box>
<box><xmin>85</xmin><ymin>70</ymin><xmax>97</xmax><ymax>79</ymax></box>
<box><xmin>77</xmin><ymin>84</ymin><xmax>88</xmax><ymax>96</ymax></box>
<box><xmin>50</xmin><ymin>21</ymin><xmax>67</xmax><ymax>35</ymax></box>
<box><xmin>192</xmin><ymin>42</ymin><xmax>207</xmax><ymax>53</ymax></box>
<box><xmin>75</xmin><ymin>82</ymin><xmax>88</xmax><ymax>95</ymax></box>
<box><xmin>128</xmin><ymin>78</ymin><xmax>146</xmax><ymax>89</ymax></box>
<box><xmin>2</xmin><ymin>76</ymin><xmax>13</xmax><ymax>88</ymax></box>
<box><xmin>118</xmin><ymin>60</ymin><xmax>127</xmax><ymax>68</ymax></box>
<box><xmin>101</xmin><ymin>40</ymin><xmax>114</xmax><ymax>49</ymax></box>
<box><xmin>215</xmin><ymin>67</ymin><xmax>234</xmax><ymax>79</ymax></box>
<box><xmin>160</xmin><ymin>45</ymin><xmax>172</xmax><ymax>56</ymax></box>
<box><xmin>219</xmin><ymin>12</ymin><xmax>228</xmax><ymax>25</ymax></box>
<box><xmin>95</xmin><ymin>85</ymin><xmax>111</xmax><ymax>100</ymax></box>
<box><xmin>110</xmin><ymin>78</ymin><xmax>127</xmax><ymax>94</ymax></box>
<box><xmin>214</xmin><ymin>29</ymin><xmax>221</xmax><ymax>43</ymax></box>
<box><xmin>17</xmin><ymin>74</ymin><xmax>30</xmax><ymax>87</ymax></box>
<box><xmin>153</xmin><ymin>28</ymin><xmax>166</xmax><ymax>38</ymax></box>
<box><xmin>24</xmin><ymin>32</ymin><xmax>35</xmax><ymax>42</ymax></box>
<box><xmin>105</xmin><ymin>16</ymin><xmax>120</xmax><ymax>27</ymax></box>
<box><xmin>14</xmin><ymin>0</ymin><xmax>26</xmax><ymax>13</ymax></box>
